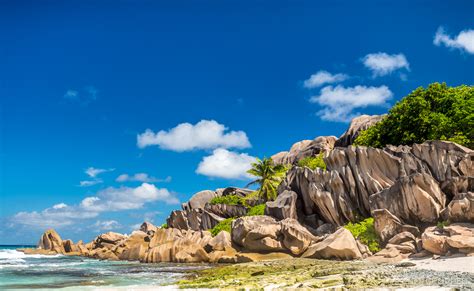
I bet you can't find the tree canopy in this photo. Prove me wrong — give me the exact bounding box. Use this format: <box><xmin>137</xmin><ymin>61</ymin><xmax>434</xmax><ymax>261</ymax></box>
<box><xmin>354</xmin><ymin>83</ymin><xmax>473</xmax><ymax>149</ymax></box>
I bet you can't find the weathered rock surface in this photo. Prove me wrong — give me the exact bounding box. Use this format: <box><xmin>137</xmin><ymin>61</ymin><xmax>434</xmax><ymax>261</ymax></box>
<box><xmin>370</xmin><ymin>173</ymin><xmax>446</xmax><ymax>225</ymax></box>
<box><xmin>442</xmin><ymin>192</ymin><xmax>474</xmax><ymax>222</ymax></box>
<box><xmin>335</xmin><ymin>114</ymin><xmax>384</xmax><ymax>147</ymax></box>
<box><xmin>372</xmin><ymin>209</ymin><xmax>420</xmax><ymax>244</ymax></box>
<box><xmin>265</xmin><ymin>190</ymin><xmax>298</xmax><ymax>220</ymax></box>
<box><xmin>38</xmin><ymin>229</ymin><xmax>65</xmax><ymax>254</ymax></box>
<box><xmin>280</xmin><ymin>218</ymin><xmax>319</xmax><ymax>255</ymax></box>
<box><xmin>280</xmin><ymin>140</ymin><xmax>473</xmax><ymax>230</ymax></box>
<box><xmin>302</xmin><ymin>228</ymin><xmax>362</xmax><ymax>260</ymax></box>
<box><xmin>207</xmin><ymin>230</ymin><xmax>232</xmax><ymax>252</ymax></box>
<box><xmin>272</xmin><ymin>136</ymin><xmax>336</xmax><ymax>165</ymax></box>
<box><xmin>421</xmin><ymin>226</ymin><xmax>449</xmax><ymax>255</ymax></box>
<box><xmin>140</xmin><ymin>221</ymin><xmax>157</xmax><ymax>234</ymax></box>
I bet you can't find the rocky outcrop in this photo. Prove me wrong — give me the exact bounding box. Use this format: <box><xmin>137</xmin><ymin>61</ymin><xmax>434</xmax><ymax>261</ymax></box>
<box><xmin>372</xmin><ymin>209</ymin><xmax>420</xmax><ymax>244</ymax></box>
<box><xmin>167</xmin><ymin>187</ymin><xmax>254</xmax><ymax>231</ymax></box>
<box><xmin>441</xmin><ymin>192</ymin><xmax>474</xmax><ymax>222</ymax></box>
<box><xmin>370</xmin><ymin>173</ymin><xmax>446</xmax><ymax>225</ymax></box>
<box><xmin>280</xmin><ymin>218</ymin><xmax>319</xmax><ymax>255</ymax></box>
<box><xmin>140</xmin><ymin>222</ymin><xmax>157</xmax><ymax>234</ymax></box>
<box><xmin>421</xmin><ymin>223</ymin><xmax>474</xmax><ymax>256</ymax></box>
<box><xmin>38</xmin><ymin>229</ymin><xmax>65</xmax><ymax>254</ymax></box>
<box><xmin>272</xmin><ymin>136</ymin><xmax>336</xmax><ymax>165</ymax></box>
<box><xmin>280</xmin><ymin>140</ymin><xmax>473</xmax><ymax>231</ymax></box>
<box><xmin>335</xmin><ymin>114</ymin><xmax>384</xmax><ymax>147</ymax></box>
<box><xmin>232</xmin><ymin>216</ymin><xmax>283</xmax><ymax>252</ymax></box>
<box><xmin>265</xmin><ymin>190</ymin><xmax>298</xmax><ymax>220</ymax></box>
<box><xmin>302</xmin><ymin>228</ymin><xmax>362</xmax><ymax>260</ymax></box>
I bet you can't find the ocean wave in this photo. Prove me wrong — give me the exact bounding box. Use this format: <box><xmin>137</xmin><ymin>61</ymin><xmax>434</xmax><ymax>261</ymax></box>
<box><xmin>0</xmin><ymin>249</ymin><xmax>63</xmax><ymax>260</ymax></box>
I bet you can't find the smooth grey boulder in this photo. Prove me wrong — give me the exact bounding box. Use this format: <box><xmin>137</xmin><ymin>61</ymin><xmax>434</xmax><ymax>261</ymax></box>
<box><xmin>265</xmin><ymin>190</ymin><xmax>298</xmax><ymax>220</ymax></box>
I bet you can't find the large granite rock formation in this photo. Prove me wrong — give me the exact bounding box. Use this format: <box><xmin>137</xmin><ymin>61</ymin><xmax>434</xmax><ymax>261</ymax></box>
<box><xmin>167</xmin><ymin>187</ymin><xmax>254</xmax><ymax>231</ymax></box>
<box><xmin>279</xmin><ymin>141</ymin><xmax>473</xmax><ymax>238</ymax></box>
<box><xmin>38</xmin><ymin>229</ymin><xmax>65</xmax><ymax>254</ymax></box>
<box><xmin>335</xmin><ymin>114</ymin><xmax>385</xmax><ymax>147</ymax></box>
<box><xmin>272</xmin><ymin>136</ymin><xmax>336</xmax><ymax>165</ymax></box>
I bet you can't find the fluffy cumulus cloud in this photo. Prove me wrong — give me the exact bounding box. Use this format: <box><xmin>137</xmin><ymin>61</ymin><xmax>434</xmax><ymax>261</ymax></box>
<box><xmin>303</xmin><ymin>70</ymin><xmax>348</xmax><ymax>88</ymax></box>
<box><xmin>80</xmin><ymin>183</ymin><xmax>179</xmax><ymax>212</ymax></box>
<box><xmin>116</xmin><ymin>173</ymin><xmax>171</xmax><ymax>183</ymax></box>
<box><xmin>434</xmin><ymin>26</ymin><xmax>474</xmax><ymax>54</ymax></box>
<box><xmin>196</xmin><ymin>148</ymin><xmax>256</xmax><ymax>180</ymax></box>
<box><xmin>11</xmin><ymin>183</ymin><xmax>179</xmax><ymax>230</ymax></box>
<box><xmin>362</xmin><ymin>52</ymin><xmax>410</xmax><ymax>77</ymax></box>
<box><xmin>137</xmin><ymin>120</ymin><xmax>251</xmax><ymax>151</ymax></box>
<box><xmin>310</xmin><ymin>85</ymin><xmax>393</xmax><ymax>122</ymax></box>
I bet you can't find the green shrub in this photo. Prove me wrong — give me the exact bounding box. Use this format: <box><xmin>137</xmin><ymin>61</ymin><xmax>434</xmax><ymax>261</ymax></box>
<box><xmin>246</xmin><ymin>204</ymin><xmax>266</xmax><ymax>216</ymax></box>
<box><xmin>344</xmin><ymin>217</ymin><xmax>380</xmax><ymax>253</ymax></box>
<box><xmin>297</xmin><ymin>153</ymin><xmax>326</xmax><ymax>170</ymax></box>
<box><xmin>210</xmin><ymin>218</ymin><xmax>234</xmax><ymax>237</ymax></box>
<box><xmin>354</xmin><ymin>83</ymin><xmax>474</xmax><ymax>149</ymax></box>
<box><xmin>160</xmin><ymin>223</ymin><xmax>168</xmax><ymax>229</ymax></box>
<box><xmin>209</xmin><ymin>194</ymin><xmax>243</xmax><ymax>206</ymax></box>
<box><xmin>437</xmin><ymin>220</ymin><xmax>450</xmax><ymax>229</ymax></box>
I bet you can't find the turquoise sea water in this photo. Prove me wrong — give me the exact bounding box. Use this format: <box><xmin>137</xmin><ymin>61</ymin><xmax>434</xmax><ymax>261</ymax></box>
<box><xmin>0</xmin><ymin>245</ymin><xmax>206</xmax><ymax>290</ymax></box>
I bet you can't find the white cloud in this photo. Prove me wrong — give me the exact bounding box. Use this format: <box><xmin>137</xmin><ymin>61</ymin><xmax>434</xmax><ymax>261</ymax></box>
<box><xmin>303</xmin><ymin>70</ymin><xmax>348</xmax><ymax>88</ymax></box>
<box><xmin>13</xmin><ymin>205</ymin><xmax>98</xmax><ymax>229</ymax></box>
<box><xmin>196</xmin><ymin>148</ymin><xmax>256</xmax><ymax>179</ymax></box>
<box><xmin>310</xmin><ymin>85</ymin><xmax>393</xmax><ymax>122</ymax></box>
<box><xmin>434</xmin><ymin>26</ymin><xmax>474</xmax><ymax>54</ymax></box>
<box><xmin>79</xmin><ymin>167</ymin><xmax>114</xmax><ymax>187</ymax></box>
<box><xmin>52</xmin><ymin>203</ymin><xmax>68</xmax><ymax>209</ymax></box>
<box><xmin>116</xmin><ymin>173</ymin><xmax>171</xmax><ymax>183</ymax></box>
<box><xmin>80</xmin><ymin>183</ymin><xmax>179</xmax><ymax>212</ymax></box>
<box><xmin>85</xmin><ymin>167</ymin><xmax>114</xmax><ymax>178</ymax></box>
<box><xmin>92</xmin><ymin>220</ymin><xmax>121</xmax><ymax>231</ymax></box>
<box><xmin>362</xmin><ymin>52</ymin><xmax>410</xmax><ymax>77</ymax></box>
<box><xmin>79</xmin><ymin>179</ymin><xmax>103</xmax><ymax>187</ymax></box>
<box><xmin>12</xmin><ymin>183</ymin><xmax>179</xmax><ymax>230</ymax></box>
<box><xmin>137</xmin><ymin>120</ymin><xmax>251</xmax><ymax>151</ymax></box>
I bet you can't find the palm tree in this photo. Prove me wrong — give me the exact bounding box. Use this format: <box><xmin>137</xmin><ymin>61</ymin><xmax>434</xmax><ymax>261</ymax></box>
<box><xmin>246</xmin><ymin>158</ymin><xmax>288</xmax><ymax>201</ymax></box>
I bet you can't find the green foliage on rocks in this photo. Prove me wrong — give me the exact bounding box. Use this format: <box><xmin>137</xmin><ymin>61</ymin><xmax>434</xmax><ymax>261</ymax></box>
<box><xmin>160</xmin><ymin>223</ymin><xmax>168</xmax><ymax>229</ymax></box>
<box><xmin>344</xmin><ymin>217</ymin><xmax>380</xmax><ymax>253</ymax></box>
<box><xmin>246</xmin><ymin>204</ymin><xmax>266</xmax><ymax>216</ymax></box>
<box><xmin>354</xmin><ymin>83</ymin><xmax>474</xmax><ymax>149</ymax></box>
<box><xmin>297</xmin><ymin>153</ymin><xmax>327</xmax><ymax>170</ymax></box>
<box><xmin>209</xmin><ymin>194</ymin><xmax>243</xmax><ymax>206</ymax></box>
<box><xmin>247</xmin><ymin>158</ymin><xmax>289</xmax><ymax>202</ymax></box>
<box><xmin>210</xmin><ymin>218</ymin><xmax>235</xmax><ymax>237</ymax></box>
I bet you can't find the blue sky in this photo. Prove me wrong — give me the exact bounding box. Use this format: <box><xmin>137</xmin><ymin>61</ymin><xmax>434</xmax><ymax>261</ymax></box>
<box><xmin>1</xmin><ymin>0</ymin><xmax>473</xmax><ymax>244</ymax></box>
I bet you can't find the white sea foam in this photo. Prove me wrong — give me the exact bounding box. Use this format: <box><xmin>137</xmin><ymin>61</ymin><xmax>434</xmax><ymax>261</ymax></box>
<box><xmin>0</xmin><ymin>249</ymin><xmax>63</xmax><ymax>260</ymax></box>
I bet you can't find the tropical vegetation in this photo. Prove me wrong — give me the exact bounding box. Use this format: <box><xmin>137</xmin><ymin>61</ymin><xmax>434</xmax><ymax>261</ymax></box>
<box><xmin>210</xmin><ymin>218</ymin><xmax>234</xmax><ymax>236</ymax></box>
<box><xmin>297</xmin><ymin>153</ymin><xmax>326</xmax><ymax>170</ymax></box>
<box><xmin>344</xmin><ymin>217</ymin><xmax>380</xmax><ymax>253</ymax></box>
<box><xmin>209</xmin><ymin>194</ymin><xmax>243</xmax><ymax>206</ymax></box>
<box><xmin>354</xmin><ymin>83</ymin><xmax>473</xmax><ymax>149</ymax></box>
<box><xmin>246</xmin><ymin>157</ymin><xmax>288</xmax><ymax>201</ymax></box>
